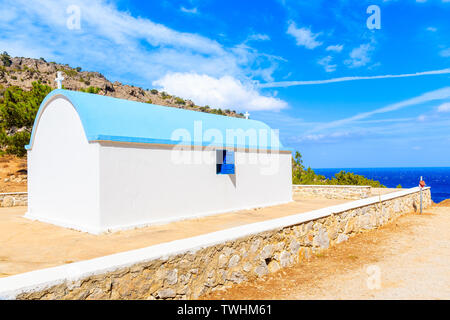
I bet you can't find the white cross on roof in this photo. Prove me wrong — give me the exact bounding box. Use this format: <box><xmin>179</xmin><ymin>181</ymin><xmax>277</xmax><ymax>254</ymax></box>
<box><xmin>244</xmin><ymin>111</ymin><xmax>250</xmax><ymax>119</ymax></box>
<box><xmin>55</xmin><ymin>71</ymin><xmax>64</xmax><ymax>89</ymax></box>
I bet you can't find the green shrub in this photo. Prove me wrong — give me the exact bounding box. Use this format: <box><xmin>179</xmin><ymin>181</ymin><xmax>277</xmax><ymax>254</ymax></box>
<box><xmin>5</xmin><ymin>131</ymin><xmax>30</xmax><ymax>157</ymax></box>
<box><xmin>0</xmin><ymin>82</ymin><xmax>52</xmax><ymax>156</ymax></box>
<box><xmin>150</xmin><ymin>89</ymin><xmax>158</xmax><ymax>94</ymax></box>
<box><xmin>80</xmin><ymin>86</ymin><xmax>100</xmax><ymax>94</ymax></box>
<box><xmin>161</xmin><ymin>91</ymin><xmax>171</xmax><ymax>99</ymax></box>
<box><xmin>328</xmin><ymin>171</ymin><xmax>385</xmax><ymax>188</ymax></box>
<box><xmin>175</xmin><ymin>97</ymin><xmax>185</xmax><ymax>105</ymax></box>
<box><xmin>0</xmin><ymin>82</ymin><xmax>52</xmax><ymax>129</ymax></box>
<box><xmin>63</xmin><ymin>69</ymin><xmax>78</xmax><ymax>77</ymax></box>
<box><xmin>1</xmin><ymin>52</ymin><xmax>12</xmax><ymax>67</ymax></box>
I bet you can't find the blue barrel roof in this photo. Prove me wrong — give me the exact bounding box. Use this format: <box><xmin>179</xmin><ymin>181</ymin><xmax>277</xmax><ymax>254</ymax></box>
<box><xmin>27</xmin><ymin>89</ymin><xmax>285</xmax><ymax>151</ymax></box>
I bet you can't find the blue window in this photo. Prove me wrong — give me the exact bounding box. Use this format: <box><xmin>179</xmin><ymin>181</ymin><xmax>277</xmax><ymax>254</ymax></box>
<box><xmin>216</xmin><ymin>150</ymin><xmax>235</xmax><ymax>174</ymax></box>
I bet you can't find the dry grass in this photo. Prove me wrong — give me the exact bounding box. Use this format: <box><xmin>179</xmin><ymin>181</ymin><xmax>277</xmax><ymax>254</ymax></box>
<box><xmin>0</xmin><ymin>155</ymin><xmax>27</xmax><ymax>192</ymax></box>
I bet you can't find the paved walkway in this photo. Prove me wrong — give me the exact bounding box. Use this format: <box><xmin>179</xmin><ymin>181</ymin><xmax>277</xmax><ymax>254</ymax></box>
<box><xmin>204</xmin><ymin>202</ymin><xmax>450</xmax><ymax>300</ymax></box>
<box><xmin>0</xmin><ymin>197</ymin><xmax>349</xmax><ymax>277</ymax></box>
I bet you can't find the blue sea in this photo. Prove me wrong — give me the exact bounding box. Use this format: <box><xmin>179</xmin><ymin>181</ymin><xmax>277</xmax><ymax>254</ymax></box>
<box><xmin>313</xmin><ymin>167</ymin><xmax>450</xmax><ymax>204</ymax></box>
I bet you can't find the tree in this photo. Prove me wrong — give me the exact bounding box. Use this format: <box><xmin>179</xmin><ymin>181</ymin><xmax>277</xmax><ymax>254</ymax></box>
<box><xmin>0</xmin><ymin>81</ymin><xmax>52</xmax><ymax>129</ymax></box>
<box><xmin>0</xmin><ymin>52</ymin><xmax>12</xmax><ymax>67</ymax></box>
<box><xmin>0</xmin><ymin>81</ymin><xmax>52</xmax><ymax>156</ymax></box>
<box><xmin>292</xmin><ymin>151</ymin><xmax>326</xmax><ymax>185</ymax></box>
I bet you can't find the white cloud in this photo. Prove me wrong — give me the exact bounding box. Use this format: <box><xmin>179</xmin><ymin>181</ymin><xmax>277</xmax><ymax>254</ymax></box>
<box><xmin>437</xmin><ymin>102</ymin><xmax>450</xmax><ymax>112</ymax></box>
<box><xmin>440</xmin><ymin>48</ymin><xmax>450</xmax><ymax>57</ymax></box>
<box><xmin>180</xmin><ymin>7</ymin><xmax>198</xmax><ymax>14</ymax></box>
<box><xmin>344</xmin><ymin>43</ymin><xmax>373</xmax><ymax>68</ymax></box>
<box><xmin>426</xmin><ymin>26</ymin><xmax>437</xmax><ymax>32</ymax></box>
<box><xmin>312</xmin><ymin>87</ymin><xmax>450</xmax><ymax>132</ymax></box>
<box><xmin>259</xmin><ymin>68</ymin><xmax>450</xmax><ymax>88</ymax></box>
<box><xmin>286</xmin><ymin>21</ymin><xmax>322</xmax><ymax>49</ymax></box>
<box><xmin>317</xmin><ymin>56</ymin><xmax>337</xmax><ymax>72</ymax></box>
<box><xmin>417</xmin><ymin>114</ymin><xmax>427</xmax><ymax>121</ymax></box>
<box><xmin>247</xmin><ymin>34</ymin><xmax>270</xmax><ymax>42</ymax></box>
<box><xmin>153</xmin><ymin>73</ymin><xmax>287</xmax><ymax>111</ymax></box>
<box><xmin>326</xmin><ymin>44</ymin><xmax>343</xmax><ymax>52</ymax></box>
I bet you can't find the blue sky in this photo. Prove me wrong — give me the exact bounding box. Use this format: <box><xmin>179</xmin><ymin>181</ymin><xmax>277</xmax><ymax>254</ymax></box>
<box><xmin>1</xmin><ymin>0</ymin><xmax>449</xmax><ymax>168</ymax></box>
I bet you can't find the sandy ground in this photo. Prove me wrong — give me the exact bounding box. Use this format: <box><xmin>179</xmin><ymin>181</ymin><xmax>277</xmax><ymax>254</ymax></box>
<box><xmin>203</xmin><ymin>201</ymin><xmax>450</xmax><ymax>300</ymax></box>
<box><xmin>0</xmin><ymin>196</ymin><xmax>349</xmax><ymax>278</ymax></box>
<box><xmin>0</xmin><ymin>155</ymin><xmax>27</xmax><ymax>193</ymax></box>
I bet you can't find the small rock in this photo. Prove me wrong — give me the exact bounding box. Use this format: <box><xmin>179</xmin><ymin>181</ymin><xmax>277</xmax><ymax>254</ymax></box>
<box><xmin>289</xmin><ymin>239</ymin><xmax>300</xmax><ymax>255</ymax></box>
<box><xmin>260</xmin><ymin>245</ymin><xmax>273</xmax><ymax>260</ymax></box>
<box><xmin>228</xmin><ymin>254</ymin><xmax>240</xmax><ymax>268</ymax></box>
<box><xmin>165</xmin><ymin>269</ymin><xmax>178</xmax><ymax>285</ymax></box>
<box><xmin>218</xmin><ymin>254</ymin><xmax>228</xmax><ymax>268</ymax></box>
<box><xmin>267</xmin><ymin>260</ymin><xmax>280</xmax><ymax>273</ymax></box>
<box><xmin>157</xmin><ymin>288</ymin><xmax>176</xmax><ymax>299</ymax></box>
<box><xmin>228</xmin><ymin>272</ymin><xmax>246</xmax><ymax>284</ymax></box>
<box><xmin>313</xmin><ymin>227</ymin><xmax>330</xmax><ymax>249</ymax></box>
<box><xmin>250</xmin><ymin>239</ymin><xmax>261</xmax><ymax>253</ymax></box>
<box><xmin>254</xmin><ymin>264</ymin><xmax>269</xmax><ymax>277</ymax></box>
<box><xmin>222</xmin><ymin>247</ymin><xmax>234</xmax><ymax>257</ymax></box>
<box><xmin>336</xmin><ymin>234</ymin><xmax>349</xmax><ymax>244</ymax></box>
<box><xmin>243</xmin><ymin>262</ymin><xmax>252</xmax><ymax>272</ymax></box>
<box><xmin>1</xmin><ymin>196</ymin><xmax>14</xmax><ymax>207</ymax></box>
<box><xmin>189</xmin><ymin>268</ymin><xmax>198</xmax><ymax>274</ymax></box>
<box><xmin>279</xmin><ymin>251</ymin><xmax>292</xmax><ymax>268</ymax></box>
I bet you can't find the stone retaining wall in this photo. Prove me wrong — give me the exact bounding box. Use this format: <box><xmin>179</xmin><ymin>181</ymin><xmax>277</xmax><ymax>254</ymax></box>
<box><xmin>293</xmin><ymin>185</ymin><xmax>372</xmax><ymax>200</ymax></box>
<box><xmin>0</xmin><ymin>192</ymin><xmax>27</xmax><ymax>207</ymax></box>
<box><xmin>0</xmin><ymin>187</ymin><xmax>432</xmax><ymax>300</ymax></box>
<box><xmin>0</xmin><ymin>186</ymin><xmax>379</xmax><ymax>208</ymax></box>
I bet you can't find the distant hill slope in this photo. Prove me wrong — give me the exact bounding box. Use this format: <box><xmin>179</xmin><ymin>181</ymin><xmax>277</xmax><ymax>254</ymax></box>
<box><xmin>0</xmin><ymin>52</ymin><xmax>244</xmax><ymax>118</ymax></box>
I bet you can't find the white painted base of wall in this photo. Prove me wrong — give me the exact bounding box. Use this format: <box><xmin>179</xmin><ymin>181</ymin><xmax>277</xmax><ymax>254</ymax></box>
<box><xmin>24</xmin><ymin>199</ymin><xmax>295</xmax><ymax>234</ymax></box>
<box><xmin>24</xmin><ymin>212</ymin><xmax>103</xmax><ymax>235</ymax></box>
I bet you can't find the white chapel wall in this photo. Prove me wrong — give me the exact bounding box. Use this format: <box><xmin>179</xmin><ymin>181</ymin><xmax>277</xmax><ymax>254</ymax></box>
<box><xmin>98</xmin><ymin>144</ymin><xmax>292</xmax><ymax>231</ymax></box>
<box><xmin>26</xmin><ymin>97</ymin><xmax>101</xmax><ymax>232</ymax></box>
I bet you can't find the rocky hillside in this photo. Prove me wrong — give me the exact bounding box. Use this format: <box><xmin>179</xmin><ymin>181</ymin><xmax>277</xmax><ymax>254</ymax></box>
<box><xmin>0</xmin><ymin>53</ymin><xmax>244</xmax><ymax>118</ymax></box>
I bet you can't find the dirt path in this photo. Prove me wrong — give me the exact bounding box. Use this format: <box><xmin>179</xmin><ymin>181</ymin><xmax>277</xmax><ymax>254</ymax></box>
<box><xmin>204</xmin><ymin>202</ymin><xmax>450</xmax><ymax>300</ymax></box>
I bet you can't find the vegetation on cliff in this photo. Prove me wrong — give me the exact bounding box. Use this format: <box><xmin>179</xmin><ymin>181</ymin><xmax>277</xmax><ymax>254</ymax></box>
<box><xmin>0</xmin><ymin>81</ymin><xmax>52</xmax><ymax>156</ymax></box>
<box><xmin>292</xmin><ymin>151</ymin><xmax>385</xmax><ymax>187</ymax></box>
